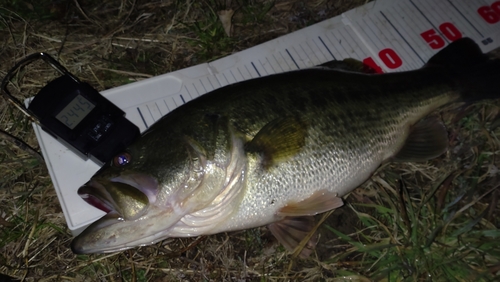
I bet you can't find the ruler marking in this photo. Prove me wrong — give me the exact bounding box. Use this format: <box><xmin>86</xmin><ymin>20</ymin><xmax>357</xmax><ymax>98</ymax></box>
<box><xmin>188</xmin><ymin>84</ymin><xmax>197</xmax><ymax>98</ymax></box>
<box><xmin>206</xmin><ymin>76</ymin><xmax>216</xmax><ymax>91</ymax></box>
<box><xmin>331</xmin><ymin>30</ymin><xmax>352</xmax><ymax>59</ymax></box>
<box><xmin>278</xmin><ymin>51</ymin><xmax>292</xmax><ymax>71</ymax></box>
<box><xmin>313</xmin><ymin>37</ymin><xmax>332</xmax><ymax>61</ymax></box>
<box><xmin>409</xmin><ymin>0</ymin><xmax>449</xmax><ymax>43</ymax></box>
<box><xmin>395</xmin><ymin>3</ymin><xmax>419</xmax><ymax>39</ymax></box>
<box><xmin>267</xmin><ymin>56</ymin><xmax>280</xmax><ymax>73</ymax></box>
<box><xmin>146</xmin><ymin>104</ymin><xmax>156</xmax><ymax>122</ymax></box>
<box><xmin>271</xmin><ymin>54</ymin><xmax>286</xmax><ymax>72</ymax></box>
<box><xmin>293</xmin><ymin>45</ymin><xmax>307</xmax><ymax>67</ymax></box>
<box><xmin>318</xmin><ymin>35</ymin><xmax>336</xmax><ymax>60</ymax></box>
<box><xmin>155</xmin><ymin>102</ymin><xmax>162</xmax><ymax>116</ymax></box>
<box><xmin>298</xmin><ymin>44</ymin><xmax>311</xmax><ymax>66</ymax></box>
<box><xmin>346</xmin><ymin>27</ymin><xmax>369</xmax><ymax>60</ymax></box>
<box><xmin>302</xmin><ymin>42</ymin><xmax>319</xmax><ymax>66</ymax></box>
<box><xmin>303</xmin><ymin>43</ymin><xmax>318</xmax><ymax>66</ymax></box>
<box><xmin>363</xmin><ymin>14</ymin><xmax>388</xmax><ymax>47</ymax></box>
<box><xmin>237</xmin><ymin>67</ymin><xmax>246</xmax><ymax>81</ymax></box>
<box><xmin>354</xmin><ymin>15</ymin><xmax>402</xmax><ymax>69</ymax></box>
<box><xmin>306</xmin><ymin>41</ymin><xmax>324</xmax><ymax>64</ymax></box>
<box><xmin>398</xmin><ymin>1</ymin><xmax>429</xmax><ymax>55</ymax></box>
<box><xmin>337</xmin><ymin>28</ymin><xmax>358</xmax><ymax>58</ymax></box>
<box><xmin>292</xmin><ymin>46</ymin><xmax>305</xmax><ymax>68</ymax></box>
<box><xmin>184</xmin><ymin>84</ymin><xmax>194</xmax><ymax>100</ymax></box>
<box><xmin>163</xmin><ymin>100</ymin><xmax>170</xmax><ymax>112</ymax></box>
<box><xmin>466</xmin><ymin>0</ymin><xmax>497</xmax><ymax>34</ymax></box>
<box><xmin>465</xmin><ymin>2</ymin><xmax>492</xmax><ymax>34</ymax></box>
<box><xmin>446</xmin><ymin>0</ymin><xmax>484</xmax><ymax>37</ymax></box>
<box><xmin>221</xmin><ymin>72</ymin><xmax>230</xmax><ymax>85</ymax></box>
<box><xmin>356</xmin><ymin>18</ymin><xmax>382</xmax><ymax>57</ymax></box>
<box><xmin>180</xmin><ymin>95</ymin><xmax>186</xmax><ymax>104</ymax></box>
<box><xmin>192</xmin><ymin>83</ymin><xmax>201</xmax><ymax>97</ymax></box>
<box><xmin>380</xmin><ymin>11</ymin><xmax>425</xmax><ymax>64</ymax></box>
<box><xmin>137</xmin><ymin>107</ymin><xmax>149</xmax><ymax>129</ymax></box>
<box><xmin>199</xmin><ymin>79</ymin><xmax>208</xmax><ymax>94</ymax></box>
<box><xmin>285</xmin><ymin>49</ymin><xmax>300</xmax><ymax>69</ymax></box>
<box><xmin>392</xmin><ymin>4</ymin><xmax>421</xmax><ymax>52</ymax></box>
<box><xmin>258</xmin><ymin>59</ymin><xmax>271</xmax><ymax>75</ymax></box>
<box><xmin>245</xmin><ymin>64</ymin><xmax>256</xmax><ymax>78</ymax></box>
<box><xmin>230</xmin><ymin>69</ymin><xmax>238</xmax><ymax>82</ymax></box>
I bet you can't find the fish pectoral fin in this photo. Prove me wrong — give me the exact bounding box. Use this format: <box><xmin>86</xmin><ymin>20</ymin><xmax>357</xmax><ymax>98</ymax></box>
<box><xmin>245</xmin><ymin>116</ymin><xmax>307</xmax><ymax>168</ymax></box>
<box><xmin>393</xmin><ymin>117</ymin><xmax>448</xmax><ymax>162</ymax></box>
<box><xmin>277</xmin><ymin>190</ymin><xmax>344</xmax><ymax>217</ymax></box>
<box><xmin>268</xmin><ymin>216</ymin><xmax>318</xmax><ymax>258</ymax></box>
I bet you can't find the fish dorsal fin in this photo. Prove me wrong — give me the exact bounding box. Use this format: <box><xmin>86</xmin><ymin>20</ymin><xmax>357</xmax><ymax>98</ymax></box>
<box><xmin>277</xmin><ymin>190</ymin><xmax>344</xmax><ymax>217</ymax></box>
<box><xmin>319</xmin><ymin>58</ymin><xmax>378</xmax><ymax>74</ymax></box>
<box><xmin>393</xmin><ymin>118</ymin><xmax>448</xmax><ymax>162</ymax></box>
<box><xmin>245</xmin><ymin>116</ymin><xmax>307</xmax><ymax>168</ymax></box>
<box><xmin>268</xmin><ymin>216</ymin><xmax>318</xmax><ymax>258</ymax></box>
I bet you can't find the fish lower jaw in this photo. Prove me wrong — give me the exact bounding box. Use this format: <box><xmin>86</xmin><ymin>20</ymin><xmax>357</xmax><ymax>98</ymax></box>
<box><xmin>72</xmin><ymin>227</ymin><xmax>175</xmax><ymax>254</ymax></box>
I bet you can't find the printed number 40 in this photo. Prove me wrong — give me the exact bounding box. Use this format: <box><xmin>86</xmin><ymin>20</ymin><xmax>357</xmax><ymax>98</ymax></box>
<box><xmin>363</xmin><ymin>48</ymin><xmax>403</xmax><ymax>74</ymax></box>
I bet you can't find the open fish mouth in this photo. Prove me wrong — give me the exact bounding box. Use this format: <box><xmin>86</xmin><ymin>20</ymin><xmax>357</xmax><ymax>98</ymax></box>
<box><xmin>77</xmin><ymin>180</ymin><xmax>116</xmax><ymax>214</ymax></box>
<box><xmin>77</xmin><ymin>174</ymin><xmax>159</xmax><ymax>220</ymax></box>
<box><xmin>71</xmin><ymin>174</ymin><xmax>160</xmax><ymax>254</ymax></box>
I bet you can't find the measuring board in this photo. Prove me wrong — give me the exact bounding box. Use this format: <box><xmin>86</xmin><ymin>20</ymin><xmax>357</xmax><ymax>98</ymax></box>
<box><xmin>30</xmin><ymin>0</ymin><xmax>500</xmax><ymax>235</ymax></box>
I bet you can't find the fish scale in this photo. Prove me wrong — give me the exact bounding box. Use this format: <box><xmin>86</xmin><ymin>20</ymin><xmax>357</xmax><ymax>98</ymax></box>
<box><xmin>128</xmin><ymin>68</ymin><xmax>453</xmax><ymax>231</ymax></box>
<box><xmin>71</xmin><ymin>38</ymin><xmax>500</xmax><ymax>255</ymax></box>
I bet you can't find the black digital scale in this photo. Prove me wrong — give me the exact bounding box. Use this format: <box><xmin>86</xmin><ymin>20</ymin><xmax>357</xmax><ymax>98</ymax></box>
<box><xmin>1</xmin><ymin>53</ymin><xmax>140</xmax><ymax>164</ymax></box>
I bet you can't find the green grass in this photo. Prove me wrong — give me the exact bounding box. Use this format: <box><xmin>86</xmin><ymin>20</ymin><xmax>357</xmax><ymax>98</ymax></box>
<box><xmin>181</xmin><ymin>1</ymin><xmax>237</xmax><ymax>63</ymax></box>
<box><xmin>325</xmin><ymin>155</ymin><xmax>499</xmax><ymax>280</ymax></box>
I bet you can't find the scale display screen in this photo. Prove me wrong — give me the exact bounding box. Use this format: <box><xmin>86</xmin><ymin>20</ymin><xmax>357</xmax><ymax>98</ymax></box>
<box><xmin>55</xmin><ymin>94</ymin><xmax>95</xmax><ymax>129</ymax></box>
<box><xmin>25</xmin><ymin>74</ymin><xmax>140</xmax><ymax>164</ymax></box>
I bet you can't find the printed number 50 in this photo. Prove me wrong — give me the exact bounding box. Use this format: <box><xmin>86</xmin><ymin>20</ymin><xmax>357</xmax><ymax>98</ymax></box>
<box><xmin>421</xmin><ymin>22</ymin><xmax>462</xmax><ymax>50</ymax></box>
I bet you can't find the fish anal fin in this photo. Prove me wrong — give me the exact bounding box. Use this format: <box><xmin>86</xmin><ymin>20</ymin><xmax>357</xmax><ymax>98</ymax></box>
<box><xmin>268</xmin><ymin>216</ymin><xmax>317</xmax><ymax>258</ymax></box>
<box><xmin>245</xmin><ymin>116</ymin><xmax>306</xmax><ymax>168</ymax></box>
<box><xmin>277</xmin><ymin>190</ymin><xmax>344</xmax><ymax>217</ymax></box>
<box><xmin>394</xmin><ymin>117</ymin><xmax>448</xmax><ymax>162</ymax></box>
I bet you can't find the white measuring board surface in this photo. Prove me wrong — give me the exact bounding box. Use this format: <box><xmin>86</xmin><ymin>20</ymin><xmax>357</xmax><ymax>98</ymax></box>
<box><xmin>31</xmin><ymin>0</ymin><xmax>500</xmax><ymax>235</ymax></box>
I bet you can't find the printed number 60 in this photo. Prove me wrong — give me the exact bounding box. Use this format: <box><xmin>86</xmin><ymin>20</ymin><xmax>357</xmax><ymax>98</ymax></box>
<box><xmin>478</xmin><ymin>1</ymin><xmax>500</xmax><ymax>24</ymax></box>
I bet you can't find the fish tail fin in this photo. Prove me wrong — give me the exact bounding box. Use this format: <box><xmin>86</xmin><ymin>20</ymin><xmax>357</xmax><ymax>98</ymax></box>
<box><xmin>425</xmin><ymin>37</ymin><xmax>500</xmax><ymax>103</ymax></box>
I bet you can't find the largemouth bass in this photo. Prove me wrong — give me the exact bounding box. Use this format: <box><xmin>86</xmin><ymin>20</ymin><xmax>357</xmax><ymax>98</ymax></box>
<box><xmin>71</xmin><ymin>38</ymin><xmax>500</xmax><ymax>256</ymax></box>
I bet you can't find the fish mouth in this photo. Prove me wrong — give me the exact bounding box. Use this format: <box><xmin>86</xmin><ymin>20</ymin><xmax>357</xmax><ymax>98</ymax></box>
<box><xmin>70</xmin><ymin>208</ymin><xmax>177</xmax><ymax>254</ymax></box>
<box><xmin>70</xmin><ymin>212</ymin><xmax>126</xmax><ymax>254</ymax></box>
<box><xmin>77</xmin><ymin>180</ymin><xmax>115</xmax><ymax>214</ymax></box>
<box><xmin>77</xmin><ymin>174</ymin><xmax>158</xmax><ymax>219</ymax></box>
<box><xmin>71</xmin><ymin>174</ymin><xmax>160</xmax><ymax>254</ymax></box>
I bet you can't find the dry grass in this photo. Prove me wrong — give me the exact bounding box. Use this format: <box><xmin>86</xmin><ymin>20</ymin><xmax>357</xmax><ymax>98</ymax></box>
<box><xmin>0</xmin><ymin>0</ymin><xmax>499</xmax><ymax>281</ymax></box>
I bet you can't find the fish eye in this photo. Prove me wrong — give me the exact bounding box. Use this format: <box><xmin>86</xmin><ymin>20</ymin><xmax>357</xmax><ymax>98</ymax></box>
<box><xmin>113</xmin><ymin>152</ymin><xmax>132</xmax><ymax>167</ymax></box>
